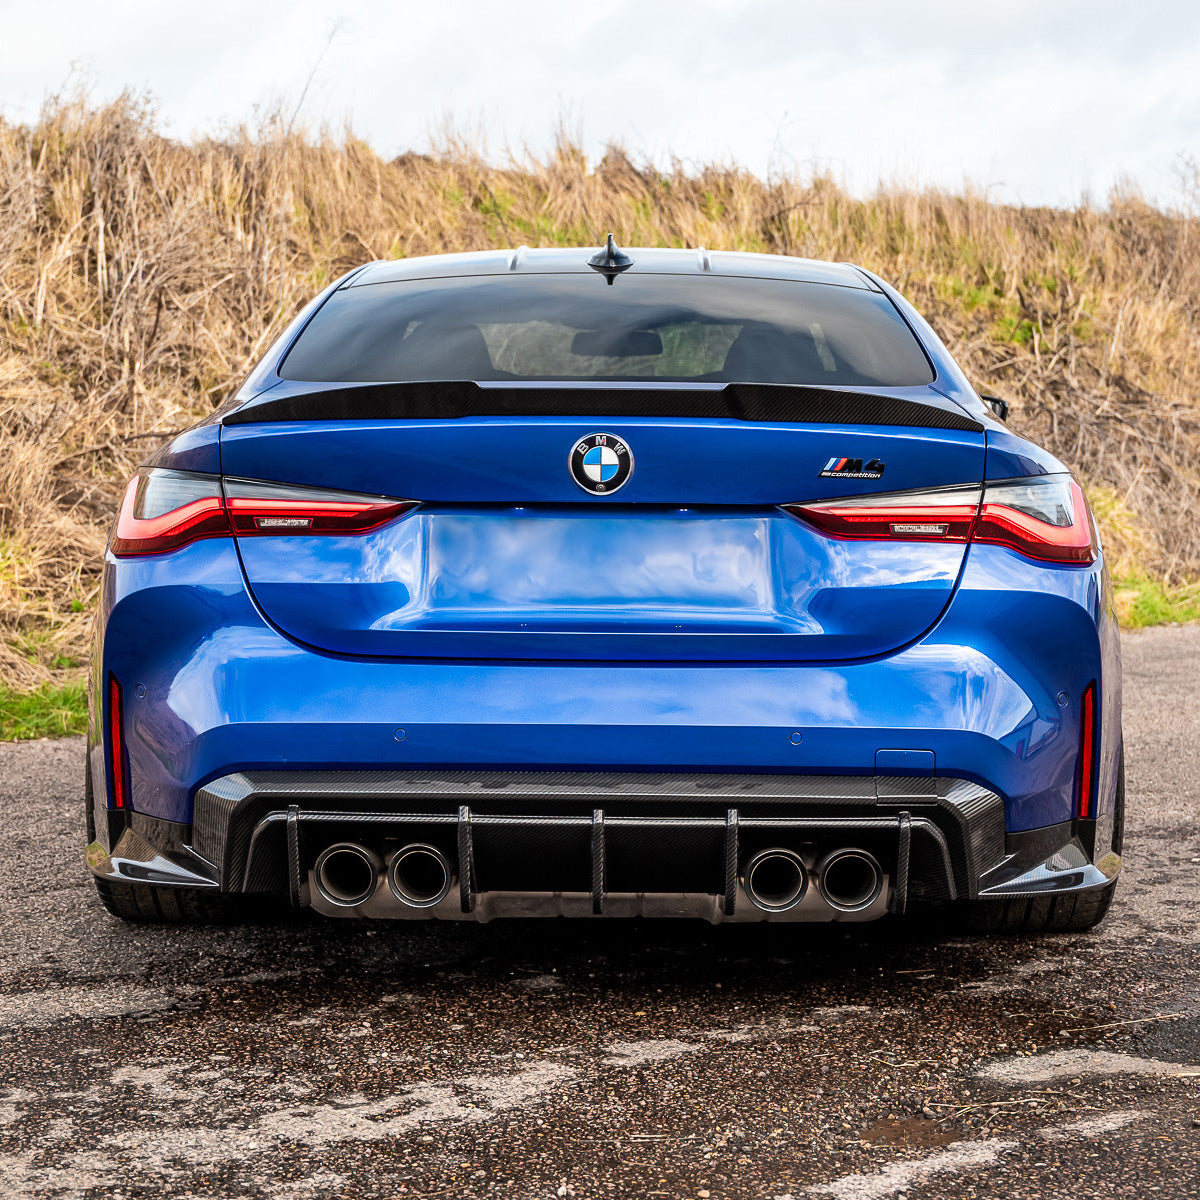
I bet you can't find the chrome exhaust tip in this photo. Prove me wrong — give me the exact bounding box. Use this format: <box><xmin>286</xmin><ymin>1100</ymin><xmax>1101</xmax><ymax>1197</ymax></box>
<box><xmin>387</xmin><ymin>843</ymin><xmax>454</xmax><ymax>908</ymax></box>
<box><xmin>818</xmin><ymin>848</ymin><xmax>884</xmax><ymax>913</ymax></box>
<box><xmin>313</xmin><ymin>842</ymin><xmax>381</xmax><ymax>907</ymax></box>
<box><xmin>743</xmin><ymin>848</ymin><xmax>808</xmax><ymax>912</ymax></box>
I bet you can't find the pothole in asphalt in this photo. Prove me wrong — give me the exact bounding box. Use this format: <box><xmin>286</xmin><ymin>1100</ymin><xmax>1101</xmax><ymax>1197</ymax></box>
<box><xmin>858</xmin><ymin>1116</ymin><xmax>959</xmax><ymax>1149</ymax></box>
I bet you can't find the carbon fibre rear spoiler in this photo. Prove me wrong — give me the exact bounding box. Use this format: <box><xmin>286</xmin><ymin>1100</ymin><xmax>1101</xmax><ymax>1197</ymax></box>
<box><xmin>222</xmin><ymin>381</ymin><xmax>984</xmax><ymax>431</ymax></box>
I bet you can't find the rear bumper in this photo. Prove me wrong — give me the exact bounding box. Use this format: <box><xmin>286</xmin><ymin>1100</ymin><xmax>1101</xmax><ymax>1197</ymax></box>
<box><xmin>90</xmin><ymin>535</ymin><xmax>1123</xmax><ymax>922</ymax></box>
<box><xmin>86</xmin><ymin>769</ymin><xmax>1119</xmax><ymax>923</ymax></box>
<box><xmin>95</xmin><ymin>543</ymin><xmax>1117</xmax><ymax>827</ymax></box>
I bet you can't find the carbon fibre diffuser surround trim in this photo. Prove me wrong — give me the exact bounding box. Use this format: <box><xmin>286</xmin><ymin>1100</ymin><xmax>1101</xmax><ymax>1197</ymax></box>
<box><xmin>222</xmin><ymin>382</ymin><xmax>984</xmax><ymax>431</ymax></box>
<box><xmin>190</xmin><ymin>769</ymin><xmax>1002</xmax><ymax>908</ymax></box>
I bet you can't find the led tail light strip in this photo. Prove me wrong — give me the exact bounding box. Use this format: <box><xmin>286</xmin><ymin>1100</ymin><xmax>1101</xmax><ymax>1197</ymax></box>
<box><xmin>784</xmin><ymin>473</ymin><xmax>1097</xmax><ymax>565</ymax></box>
<box><xmin>110</xmin><ymin>470</ymin><xmax>416</xmax><ymax>557</ymax></box>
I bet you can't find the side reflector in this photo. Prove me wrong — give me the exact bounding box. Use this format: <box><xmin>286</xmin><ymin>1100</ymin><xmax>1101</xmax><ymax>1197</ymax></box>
<box><xmin>1076</xmin><ymin>681</ymin><xmax>1097</xmax><ymax>819</ymax></box>
<box><xmin>108</xmin><ymin>675</ymin><xmax>127</xmax><ymax>810</ymax></box>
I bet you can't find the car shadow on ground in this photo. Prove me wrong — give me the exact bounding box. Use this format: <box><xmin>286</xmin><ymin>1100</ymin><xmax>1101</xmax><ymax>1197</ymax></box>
<box><xmin>123</xmin><ymin>908</ymin><xmax>1074</xmax><ymax>1029</ymax></box>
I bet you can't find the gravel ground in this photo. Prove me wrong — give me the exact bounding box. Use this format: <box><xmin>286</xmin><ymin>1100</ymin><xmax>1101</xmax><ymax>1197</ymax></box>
<box><xmin>1</xmin><ymin>625</ymin><xmax>1198</xmax><ymax>1199</ymax></box>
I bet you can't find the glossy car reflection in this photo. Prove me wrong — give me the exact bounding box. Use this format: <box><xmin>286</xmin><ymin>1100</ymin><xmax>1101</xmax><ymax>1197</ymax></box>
<box><xmin>86</xmin><ymin>245</ymin><xmax>1123</xmax><ymax>933</ymax></box>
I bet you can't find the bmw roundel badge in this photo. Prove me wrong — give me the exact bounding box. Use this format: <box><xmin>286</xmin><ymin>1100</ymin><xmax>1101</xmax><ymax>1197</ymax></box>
<box><xmin>569</xmin><ymin>433</ymin><xmax>633</xmax><ymax>495</ymax></box>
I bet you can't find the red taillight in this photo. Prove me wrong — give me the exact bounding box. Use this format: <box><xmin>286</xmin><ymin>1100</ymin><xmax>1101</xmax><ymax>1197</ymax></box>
<box><xmin>783</xmin><ymin>473</ymin><xmax>1097</xmax><ymax>565</ymax></box>
<box><xmin>224</xmin><ymin>479</ymin><xmax>415</xmax><ymax>536</ymax></box>
<box><xmin>784</xmin><ymin>486</ymin><xmax>981</xmax><ymax>542</ymax></box>
<box><xmin>1076</xmin><ymin>681</ymin><xmax>1097</xmax><ymax>819</ymax></box>
<box><xmin>110</xmin><ymin>470</ymin><xmax>415</xmax><ymax>556</ymax></box>
<box><xmin>108</xmin><ymin>675</ymin><xmax>126</xmax><ymax>809</ymax></box>
<box><xmin>111</xmin><ymin>472</ymin><xmax>229</xmax><ymax>556</ymax></box>
<box><xmin>974</xmin><ymin>478</ymin><xmax>1096</xmax><ymax>564</ymax></box>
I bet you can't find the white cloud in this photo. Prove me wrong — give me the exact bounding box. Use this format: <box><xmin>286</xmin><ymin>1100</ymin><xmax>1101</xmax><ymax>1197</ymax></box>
<box><xmin>1</xmin><ymin>0</ymin><xmax>1198</xmax><ymax>206</ymax></box>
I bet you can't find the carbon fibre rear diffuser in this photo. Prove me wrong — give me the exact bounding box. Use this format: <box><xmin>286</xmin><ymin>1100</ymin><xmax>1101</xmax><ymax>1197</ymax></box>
<box><xmin>266</xmin><ymin>806</ymin><xmax>940</xmax><ymax>921</ymax></box>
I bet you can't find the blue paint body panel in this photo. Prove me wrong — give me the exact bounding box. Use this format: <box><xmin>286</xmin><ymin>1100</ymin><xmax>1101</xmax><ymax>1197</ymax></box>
<box><xmin>985</xmin><ymin>426</ymin><xmax>1069</xmax><ymax>480</ymax></box>
<box><xmin>90</xmin><ymin>250</ymin><xmax>1123</xmax><ymax>907</ymax></box>
<box><xmin>92</xmin><ymin>536</ymin><xmax>1119</xmax><ymax>838</ymax></box>
<box><xmin>219</xmin><ymin>408</ymin><xmax>983</xmax><ymax>503</ymax></box>
<box><xmin>221</xmin><ymin>414</ymin><xmax>986</xmax><ymax>662</ymax></box>
<box><xmin>232</xmin><ymin>503</ymin><xmax>973</xmax><ymax>662</ymax></box>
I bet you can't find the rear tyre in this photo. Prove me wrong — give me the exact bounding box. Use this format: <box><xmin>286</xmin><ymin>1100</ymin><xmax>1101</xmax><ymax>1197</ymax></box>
<box><xmin>84</xmin><ymin>753</ymin><xmax>97</xmax><ymax>845</ymax></box>
<box><xmin>964</xmin><ymin>748</ymin><xmax>1124</xmax><ymax>935</ymax></box>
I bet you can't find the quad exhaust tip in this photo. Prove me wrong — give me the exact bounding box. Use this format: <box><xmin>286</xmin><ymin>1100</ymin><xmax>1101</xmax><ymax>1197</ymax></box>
<box><xmin>743</xmin><ymin>848</ymin><xmax>808</xmax><ymax>912</ymax></box>
<box><xmin>313</xmin><ymin>842</ymin><xmax>381</xmax><ymax>907</ymax></box>
<box><xmin>388</xmin><ymin>843</ymin><xmax>454</xmax><ymax>908</ymax></box>
<box><xmin>818</xmin><ymin>848</ymin><xmax>884</xmax><ymax>913</ymax></box>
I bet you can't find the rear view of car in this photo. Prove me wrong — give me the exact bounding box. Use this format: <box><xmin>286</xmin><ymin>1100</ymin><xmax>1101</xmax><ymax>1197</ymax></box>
<box><xmin>85</xmin><ymin>243</ymin><xmax>1123</xmax><ymax>932</ymax></box>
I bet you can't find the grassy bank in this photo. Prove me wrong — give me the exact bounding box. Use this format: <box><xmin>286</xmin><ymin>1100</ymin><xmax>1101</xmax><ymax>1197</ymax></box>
<box><xmin>1113</xmin><ymin>575</ymin><xmax>1200</xmax><ymax>628</ymax></box>
<box><xmin>1</xmin><ymin>91</ymin><xmax>1199</xmax><ymax>695</ymax></box>
<box><xmin>0</xmin><ymin>680</ymin><xmax>87</xmax><ymax>741</ymax></box>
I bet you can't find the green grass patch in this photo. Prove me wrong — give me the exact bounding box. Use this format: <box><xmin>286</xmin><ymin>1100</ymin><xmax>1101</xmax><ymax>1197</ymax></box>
<box><xmin>0</xmin><ymin>680</ymin><xmax>88</xmax><ymax>742</ymax></box>
<box><xmin>1112</xmin><ymin>574</ymin><xmax>1200</xmax><ymax>629</ymax></box>
<box><xmin>992</xmin><ymin>313</ymin><xmax>1037</xmax><ymax>345</ymax></box>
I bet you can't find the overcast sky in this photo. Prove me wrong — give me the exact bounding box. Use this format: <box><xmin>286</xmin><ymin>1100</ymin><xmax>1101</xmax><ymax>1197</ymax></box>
<box><xmin>2</xmin><ymin>0</ymin><xmax>1198</xmax><ymax>207</ymax></box>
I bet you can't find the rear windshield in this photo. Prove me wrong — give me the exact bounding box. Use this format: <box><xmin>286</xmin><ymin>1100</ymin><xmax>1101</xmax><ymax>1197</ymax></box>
<box><xmin>279</xmin><ymin>274</ymin><xmax>934</xmax><ymax>387</ymax></box>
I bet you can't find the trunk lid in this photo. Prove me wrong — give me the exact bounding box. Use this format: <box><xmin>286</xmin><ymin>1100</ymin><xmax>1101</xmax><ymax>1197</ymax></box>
<box><xmin>221</xmin><ymin>399</ymin><xmax>985</xmax><ymax>662</ymax></box>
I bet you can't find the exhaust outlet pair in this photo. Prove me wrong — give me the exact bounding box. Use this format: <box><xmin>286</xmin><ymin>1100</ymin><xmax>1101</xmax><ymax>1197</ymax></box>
<box><xmin>742</xmin><ymin>847</ymin><xmax>883</xmax><ymax>914</ymax></box>
<box><xmin>313</xmin><ymin>842</ymin><xmax>454</xmax><ymax>909</ymax></box>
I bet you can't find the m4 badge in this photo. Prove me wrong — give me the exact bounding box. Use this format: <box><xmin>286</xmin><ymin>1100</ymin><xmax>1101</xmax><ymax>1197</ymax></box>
<box><xmin>819</xmin><ymin>456</ymin><xmax>886</xmax><ymax>480</ymax></box>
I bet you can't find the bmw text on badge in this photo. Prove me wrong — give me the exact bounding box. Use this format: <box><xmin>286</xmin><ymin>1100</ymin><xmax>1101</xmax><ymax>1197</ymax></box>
<box><xmin>570</xmin><ymin>433</ymin><xmax>634</xmax><ymax>494</ymax></box>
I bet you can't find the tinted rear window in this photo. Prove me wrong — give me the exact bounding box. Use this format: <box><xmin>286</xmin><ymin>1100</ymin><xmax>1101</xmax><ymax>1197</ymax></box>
<box><xmin>279</xmin><ymin>274</ymin><xmax>934</xmax><ymax>387</ymax></box>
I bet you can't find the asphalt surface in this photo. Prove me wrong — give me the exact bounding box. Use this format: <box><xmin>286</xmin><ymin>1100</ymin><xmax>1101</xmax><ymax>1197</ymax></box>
<box><xmin>2</xmin><ymin>626</ymin><xmax>1199</xmax><ymax>1199</ymax></box>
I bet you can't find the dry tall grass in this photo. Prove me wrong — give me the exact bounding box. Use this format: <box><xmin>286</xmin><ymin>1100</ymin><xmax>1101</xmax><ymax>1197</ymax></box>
<box><xmin>3</xmin><ymin>92</ymin><xmax>1200</xmax><ymax>685</ymax></box>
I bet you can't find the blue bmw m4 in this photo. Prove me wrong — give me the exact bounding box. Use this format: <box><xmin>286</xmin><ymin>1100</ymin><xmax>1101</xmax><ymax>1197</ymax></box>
<box><xmin>86</xmin><ymin>240</ymin><xmax>1123</xmax><ymax>933</ymax></box>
